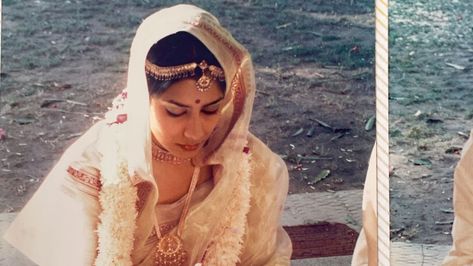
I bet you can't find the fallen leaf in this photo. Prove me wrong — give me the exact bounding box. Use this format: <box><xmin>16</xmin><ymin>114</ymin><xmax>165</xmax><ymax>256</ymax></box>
<box><xmin>308</xmin><ymin>169</ymin><xmax>331</xmax><ymax>185</ymax></box>
<box><xmin>312</xmin><ymin>118</ymin><xmax>333</xmax><ymax>130</ymax></box>
<box><xmin>306</xmin><ymin>125</ymin><xmax>316</xmax><ymax>137</ymax></box>
<box><xmin>330</xmin><ymin>133</ymin><xmax>347</xmax><ymax>141</ymax></box>
<box><xmin>276</xmin><ymin>22</ymin><xmax>292</xmax><ymax>29</ymax></box>
<box><xmin>53</xmin><ymin>82</ymin><xmax>72</xmax><ymax>90</ymax></box>
<box><xmin>446</xmin><ymin>62</ymin><xmax>465</xmax><ymax>70</ymax></box>
<box><xmin>435</xmin><ymin>220</ymin><xmax>454</xmax><ymax>225</ymax></box>
<box><xmin>66</xmin><ymin>99</ymin><xmax>87</xmax><ymax>106</ymax></box>
<box><xmin>445</xmin><ymin>146</ymin><xmax>462</xmax><ymax>154</ymax></box>
<box><xmin>426</xmin><ymin>117</ymin><xmax>443</xmax><ymax>124</ymax></box>
<box><xmin>282</xmin><ymin>45</ymin><xmax>302</xmax><ymax>51</ymax></box>
<box><xmin>291</xmin><ymin>127</ymin><xmax>304</xmax><ymax>137</ymax></box>
<box><xmin>41</xmin><ymin>99</ymin><xmax>64</xmax><ymax>108</ymax></box>
<box><xmin>14</xmin><ymin>116</ymin><xmax>35</xmax><ymax>125</ymax></box>
<box><xmin>458</xmin><ymin>131</ymin><xmax>469</xmax><ymax>139</ymax></box>
<box><xmin>365</xmin><ymin>115</ymin><xmax>376</xmax><ymax>131</ymax></box>
<box><xmin>441</xmin><ymin>208</ymin><xmax>454</xmax><ymax>214</ymax></box>
<box><xmin>32</xmin><ymin>82</ymin><xmax>47</xmax><ymax>88</ymax></box>
<box><xmin>411</xmin><ymin>158</ymin><xmax>432</xmax><ymax>167</ymax></box>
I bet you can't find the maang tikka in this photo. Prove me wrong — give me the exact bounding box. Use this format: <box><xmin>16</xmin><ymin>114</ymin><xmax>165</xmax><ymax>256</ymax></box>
<box><xmin>145</xmin><ymin>59</ymin><xmax>225</xmax><ymax>92</ymax></box>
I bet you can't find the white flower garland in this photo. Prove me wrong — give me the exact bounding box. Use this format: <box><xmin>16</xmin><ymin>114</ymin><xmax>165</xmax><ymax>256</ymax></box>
<box><xmin>95</xmin><ymin>124</ymin><xmax>137</xmax><ymax>266</ymax></box>
<box><xmin>202</xmin><ymin>152</ymin><xmax>252</xmax><ymax>265</ymax></box>
<box><xmin>93</xmin><ymin>123</ymin><xmax>252</xmax><ymax>265</ymax></box>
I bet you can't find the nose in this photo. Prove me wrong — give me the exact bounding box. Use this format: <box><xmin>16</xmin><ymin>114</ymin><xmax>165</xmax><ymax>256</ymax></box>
<box><xmin>183</xmin><ymin>116</ymin><xmax>205</xmax><ymax>142</ymax></box>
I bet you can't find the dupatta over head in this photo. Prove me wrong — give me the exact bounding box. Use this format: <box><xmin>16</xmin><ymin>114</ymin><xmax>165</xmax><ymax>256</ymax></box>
<box><xmin>124</xmin><ymin>4</ymin><xmax>255</xmax><ymax>174</ymax></box>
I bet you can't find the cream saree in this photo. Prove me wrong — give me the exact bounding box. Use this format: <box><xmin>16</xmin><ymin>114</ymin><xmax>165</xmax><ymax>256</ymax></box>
<box><xmin>442</xmin><ymin>130</ymin><xmax>473</xmax><ymax>266</ymax></box>
<box><xmin>351</xmin><ymin>144</ymin><xmax>378</xmax><ymax>266</ymax></box>
<box><xmin>4</xmin><ymin>4</ymin><xmax>292</xmax><ymax>266</ymax></box>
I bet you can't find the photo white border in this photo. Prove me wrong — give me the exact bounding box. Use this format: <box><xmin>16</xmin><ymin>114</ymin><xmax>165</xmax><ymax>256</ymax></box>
<box><xmin>375</xmin><ymin>0</ymin><xmax>390</xmax><ymax>264</ymax></box>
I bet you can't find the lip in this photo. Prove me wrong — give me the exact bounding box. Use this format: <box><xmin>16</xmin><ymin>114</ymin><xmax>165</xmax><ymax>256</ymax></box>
<box><xmin>177</xmin><ymin>143</ymin><xmax>201</xmax><ymax>151</ymax></box>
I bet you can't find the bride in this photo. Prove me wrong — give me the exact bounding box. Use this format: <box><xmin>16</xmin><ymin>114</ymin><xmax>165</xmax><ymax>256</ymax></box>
<box><xmin>4</xmin><ymin>4</ymin><xmax>292</xmax><ymax>266</ymax></box>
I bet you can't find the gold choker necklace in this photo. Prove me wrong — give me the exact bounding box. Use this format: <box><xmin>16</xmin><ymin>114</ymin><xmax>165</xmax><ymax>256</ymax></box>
<box><xmin>151</xmin><ymin>140</ymin><xmax>190</xmax><ymax>165</ymax></box>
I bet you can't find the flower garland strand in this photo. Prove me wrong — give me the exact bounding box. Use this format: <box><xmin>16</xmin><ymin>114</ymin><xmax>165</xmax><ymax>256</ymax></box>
<box><xmin>95</xmin><ymin>124</ymin><xmax>138</xmax><ymax>266</ymax></box>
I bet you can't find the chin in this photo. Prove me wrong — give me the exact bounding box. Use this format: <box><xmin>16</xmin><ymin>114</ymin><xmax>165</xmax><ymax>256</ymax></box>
<box><xmin>172</xmin><ymin>145</ymin><xmax>202</xmax><ymax>158</ymax></box>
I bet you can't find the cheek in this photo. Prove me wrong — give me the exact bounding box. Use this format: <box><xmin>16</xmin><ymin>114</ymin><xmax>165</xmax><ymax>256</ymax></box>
<box><xmin>150</xmin><ymin>106</ymin><xmax>181</xmax><ymax>139</ymax></box>
<box><xmin>203</xmin><ymin>114</ymin><xmax>222</xmax><ymax>134</ymax></box>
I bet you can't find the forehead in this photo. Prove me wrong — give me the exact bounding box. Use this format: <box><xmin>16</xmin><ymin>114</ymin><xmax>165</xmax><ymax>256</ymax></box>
<box><xmin>158</xmin><ymin>78</ymin><xmax>224</xmax><ymax>103</ymax></box>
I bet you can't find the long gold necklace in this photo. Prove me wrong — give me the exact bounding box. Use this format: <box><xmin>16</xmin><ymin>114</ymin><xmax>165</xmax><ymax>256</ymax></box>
<box><xmin>154</xmin><ymin>167</ymin><xmax>200</xmax><ymax>265</ymax></box>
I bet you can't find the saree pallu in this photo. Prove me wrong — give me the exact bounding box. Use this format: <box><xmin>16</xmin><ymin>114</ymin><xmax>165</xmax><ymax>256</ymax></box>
<box><xmin>351</xmin><ymin>144</ymin><xmax>378</xmax><ymax>266</ymax></box>
<box><xmin>443</xmin><ymin>130</ymin><xmax>473</xmax><ymax>266</ymax></box>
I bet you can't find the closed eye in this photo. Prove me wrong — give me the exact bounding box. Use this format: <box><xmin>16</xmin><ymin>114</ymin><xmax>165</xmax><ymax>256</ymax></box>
<box><xmin>202</xmin><ymin>109</ymin><xmax>219</xmax><ymax>115</ymax></box>
<box><xmin>166</xmin><ymin>109</ymin><xmax>186</xmax><ymax>117</ymax></box>
<box><xmin>202</xmin><ymin>104</ymin><xmax>220</xmax><ymax>115</ymax></box>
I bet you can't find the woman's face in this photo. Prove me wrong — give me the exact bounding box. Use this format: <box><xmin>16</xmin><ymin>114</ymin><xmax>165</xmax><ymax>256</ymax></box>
<box><xmin>150</xmin><ymin>78</ymin><xmax>225</xmax><ymax>159</ymax></box>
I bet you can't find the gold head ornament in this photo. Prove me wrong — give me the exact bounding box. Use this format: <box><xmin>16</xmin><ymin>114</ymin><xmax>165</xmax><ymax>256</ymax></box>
<box><xmin>145</xmin><ymin>59</ymin><xmax>225</xmax><ymax>92</ymax></box>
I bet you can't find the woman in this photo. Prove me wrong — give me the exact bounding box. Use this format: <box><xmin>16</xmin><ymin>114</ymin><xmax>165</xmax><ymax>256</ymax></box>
<box><xmin>442</xmin><ymin>130</ymin><xmax>473</xmax><ymax>265</ymax></box>
<box><xmin>351</xmin><ymin>144</ymin><xmax>378</xmax><ymax>266</ymax></box>
<box><xmin>4</xmin><ymin>4</ymin><xmax>292</xmax><ymax>266</ymax></box>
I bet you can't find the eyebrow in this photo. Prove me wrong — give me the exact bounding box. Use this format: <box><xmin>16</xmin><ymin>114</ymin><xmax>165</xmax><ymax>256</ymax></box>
<box><xmin>167</xmin><ymin>97</ymin><xmax>224</xmax><ymax>108</ymax></box>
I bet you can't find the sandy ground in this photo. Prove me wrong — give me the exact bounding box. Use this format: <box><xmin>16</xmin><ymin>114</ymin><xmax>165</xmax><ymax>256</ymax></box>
<box><xmin>390</xmin><ymin>0</ymin><xmax>473</xmax><ymax>244</ymax></box>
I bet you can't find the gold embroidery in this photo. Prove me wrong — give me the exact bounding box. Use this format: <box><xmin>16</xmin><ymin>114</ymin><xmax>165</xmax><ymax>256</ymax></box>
<box><xmin>229</xmin><ymin>69</ymin><xmax>246</xmax><ymax>127</ymax></box>
<box><xmin>185</xmin><ymin>16</ymin><xmax>244</xmax><ymax>65</ymax></box>
<box><xmin>135</xmin><ymin>182</ymin><xmax>153</xmax><ymax>212</ymax></box>
<box><xmin>146</xmin><ymin>222</ymin><xmax>179</xmax><ymax>245</ymax></box>
<box><xmin>66</xmin><ymin>166</ymin><xmax>101</xmax><ymax>191</ymax></box>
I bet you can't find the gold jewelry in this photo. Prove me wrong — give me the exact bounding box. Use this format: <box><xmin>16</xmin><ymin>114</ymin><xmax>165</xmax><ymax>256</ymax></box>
<box><xmin>145</xmin><ymin>59</ymin><xmax>225</xmax><ymax>92</ymax></box>
<box><xmin>155</xmin><ymin>234</ymin><xmax>187</xmax><ymax>265</ymax></box>
<box><xmin>151</xmin><ymin>139</ymin><xmax>190</xmax><ymax>165</ymax></box>
<box><xmin>154</xmin><ymin>167</ymin><xmax>201</xmax><ymax>265</ymax></box>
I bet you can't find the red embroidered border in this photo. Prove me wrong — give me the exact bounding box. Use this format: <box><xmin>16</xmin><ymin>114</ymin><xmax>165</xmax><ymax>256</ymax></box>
<box><xmin>135</xmin><ymin>181</ymin><xmax>152</xmax><ymax>212</ymax></box>
<box><xmin>66</xmin><ymin>166</ymin><xmax>101</xmax><ymax>191</ymax></box>
<box><xmin>185</xmin><ymin>16</ymin><xmax>243</xmax><ymax>65</ymax></box>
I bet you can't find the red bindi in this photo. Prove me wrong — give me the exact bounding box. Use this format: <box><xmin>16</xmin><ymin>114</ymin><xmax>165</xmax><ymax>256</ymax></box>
<box><xmin>195</xmin><ymin>99</ymin><xmax>201</xmax><ymax>104</ymax></box>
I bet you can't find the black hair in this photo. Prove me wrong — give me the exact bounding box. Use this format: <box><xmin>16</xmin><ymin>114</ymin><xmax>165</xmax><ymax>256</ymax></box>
<box><xmin>146</xmin><ymin>32</ymin><xmax>226</xmax><ymax>96</ymax></box>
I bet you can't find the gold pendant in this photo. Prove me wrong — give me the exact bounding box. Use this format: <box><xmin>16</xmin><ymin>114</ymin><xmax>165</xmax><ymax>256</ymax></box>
<box><xmin>196</xmin><ymin>74</ymin><xmax>212</xmax><ymax>92</ymax></box>
<box><xmin>155</xmin><ymin>234</ymin><xmax>187</xmax><ymax>265</ymax></box>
